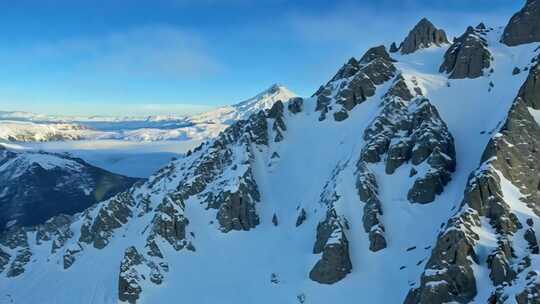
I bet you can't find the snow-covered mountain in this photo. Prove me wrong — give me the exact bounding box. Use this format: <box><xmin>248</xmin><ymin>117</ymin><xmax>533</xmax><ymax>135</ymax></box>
<box><xmin>0</xmin><ymin>144</ymin><xmax>141</xmax><ymax>232</ymax></box>
<box><xmin>0</xmin><ymin>84</ymin><xmax>296</xmax><ymax>142</ymax></box>
<box><xmin>1</xmin><ymin>2</ymin><xmax>540</xmax><ymax>304</ymax></box>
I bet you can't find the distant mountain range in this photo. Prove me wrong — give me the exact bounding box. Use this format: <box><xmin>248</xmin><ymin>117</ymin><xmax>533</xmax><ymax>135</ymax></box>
<box><xmin>2</xmin><ymin>1</ymin><xmax>540</xmax><ymax>303</ymax></box>
<box><xmin>0</xmin><ymin>144</ymin><xmax>140</xmax><ymax>231</ymax></box>
<box><xmin>0</xmin><ymin>84</ymin><xmax>296</xmax><ymax>142</ymax></box>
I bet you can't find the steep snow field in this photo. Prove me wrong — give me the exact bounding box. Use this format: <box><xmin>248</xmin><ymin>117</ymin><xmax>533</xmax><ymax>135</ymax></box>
<box><xmin>1</xmin><ymin>22</ymin><xmax>539</xmax><ymax>304</ymax></box>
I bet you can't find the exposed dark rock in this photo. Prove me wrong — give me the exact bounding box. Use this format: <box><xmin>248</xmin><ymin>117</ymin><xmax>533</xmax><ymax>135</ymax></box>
<box><xmin>79</xmin><ymin>191</ymin><xmax>136</xmax><ymax>249</ymax></box>
<box><xmin>404</xmin><ymin>211</ymin><xmax>479</xmax><ymax>304</ymax></box>
<box><xmin>296</xmin><ymin>209</ymin><xmax>307</xmax><ymax>227</ymax></box>
<box><xmin>272</xmin><ymin>213</ymin><xmax>279</xmax><ymax>226</ymax></box>
<box><xmin>0</xmin><ymin>248</ymin><xmax>9</xmax><ymax>273</ymax></box>
<box><xmin>515</xmin><ymin>271</ymin><xmax>540</xmax><ymax>303</ymax></box>
<box><xmin>369</xmin><ymin>230</ymin><xmax>387</xmax><ymax>252</ymax></box>
<box><xmin>516</xmin><ymin>55</ymin><xmax>540</xmax><ymax>109</ymax></box>
<box><xmin>385</xmin><ymin>75</ymin><xmax>415</xmax><ymax>101</ymax></box>
<box><xmin>356</xmin><ymin>162</ymin><xmax>386</xmax><ymax>252</ymax></box>
<box><xmin>407</xmin><ymin>58</ymin><xmax>540</xmax><ymax>303</ymax></box>
<box><xmin>524</xmin><ymin>228</ymin><xmax>539</xmax><ymax>254</ymax></box>
<box><xmin>212</xmin><ymin>170</ymin><xmax>260</xmax><ymax>233</ymax></box>
<box><xmin>360</xmin><ymin>91</ymin><xmax>455</xmax><ymax>205</ymax></box>
<box><xmin>268</xmin><ymin>100</ymin><xmax>287</xmax><ymax>142</ymax></box>
<box><xmin>287</xmin><ymin>97</ymin><xmax>304</xmax><ymax>114</ymax></box>
<box><xmin>463</xmin><ymin>171</ymin><xmax>520</xmax><ymax>235</ymax></box>
<box><xmin>6</xmin><ymin>248</ymin><xmax>31</xmax><ymax>277</ymax></box>
<box><xmin>359</xmin><ymin>45</ymin><xmax>396</xmax><ymax>64</ymax></box>
<box><xmin>483</xmin><ymin>64</ymin><xmax>540</xmax><ymax>217</ymax></box>
<box><xmin>63</xmin><ymin>243</ymin><xmax>83</xmax><ymax>269</ymax></box>
<box><xmin>389</xmin><ymin>42</ymin><xmax>399</xmax><ymax>53</ymax></box>
<box><xmin>333</xmin><ymin>110</ymin><xmax>349</xmax><ymax>122</ymax></box>
<box><xmin>147</xmin><ymin>195</ymin><xmax>189</xmax><ymax>251</ymax></box>
<box><xmin>400</xmin><ymin>18</ymin><xmax>449</xmax><ymax>54</ymax></box>
<box><xmin>267</xmin><ymin>100</ymin><xmax>284</xmax><ymax>119</ymax></box>
<box><xmin>118</xmin><ymin>247</ymin><xmax>144</xmax><ymax>304</ymax></box>
<box><xmin>488</xmin><ymin>248</ymin><xmax>516</xmax><ymax>285</ymax></box>
<box><xmin>386</xmin><ymin>138</ymin><xmax>413</xmax><ymax>174</ymax></box>
<box><xmin>314</xmin><ymin>46</ymin><xmax>397</xmax><ymax>121</ymax></box>
<box><xmin>309</xmin><ymin>210</ymin><xmax>352</xmax><ymax>284</ymax></box>
<box><xmin>502</xmin><ymin>0</ymin><xmax>540</xmax><ymax>46</ymax></box>
<box><xmin>440</xmin><ymin>26</ymin><xmax>492</xmax><ymax>79</ymax></box>
<box><xmin>118</xmin><ymin>247</ymin><xmax>165</xmax><ymax>303</ymax></box>
<box><xmin>513</xmin><ymin>67</ymin><xmax>522</xmax><ymax>75</ymax></box>
<box><xmin>270</xmin><ymin>273</ymin><xmax>279</xmax><ymax>284</ymax></box>
<box><xmin>407</xmin><ymin>170</ymin><xmax>445</xmax><ymax>204</ymax></box>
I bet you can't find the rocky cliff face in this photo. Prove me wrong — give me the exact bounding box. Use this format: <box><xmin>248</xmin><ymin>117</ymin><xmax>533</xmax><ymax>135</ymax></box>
<box><xmin>440</xmin><ymin>24</ymin><xmax>493</xmax><ymax>79</ymax></box>
<box><xmin>406</xmin><ymin>57</ymin><xmax>540</xmax><ymax>304</ymax></box>
<box><xmin>502</xmin><ymin>0</ymin><xmax>540</xmax><ymax>46</ymax></box>
<box><xmin>398</xmin><ymin>18</ymin><xmax>449</xmax><ymax>54</ymax></box>
<box><xmin>1</xmin><ymin>7</ymin><xmax>540</xmax><ymax>304</ymax></box>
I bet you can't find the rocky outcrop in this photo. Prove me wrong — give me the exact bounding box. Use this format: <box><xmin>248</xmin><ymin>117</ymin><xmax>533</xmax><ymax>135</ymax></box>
<box><xmin>6</xmin><ymin>248</ymin><xmax>31</xmax><ymax>277</ymax></box>
<box><xmin>524</xmin><ymin>226</ymin><xmax>539</xmax><ymax>254</ymax></box>
<box><xmin>79</xmin><ymin>191</ymin><xmax>136</xmax><ymax>249</ymax></box>
<box><xmin>287</xmin><ymin>97</ymin><xmax>304</xmax><ymax>114</ymax></box>
<box><xmin>485</xmin><ymin>58</ymin><xmax>540</xmax><ymax>216</ymax></box>
<box><xmin>315</xmin><ymin>46</ymin><xmax>396</xmax><ymax>121</ymax></box>
<box><xmin>118</xmin><ymin>246</ymin><xmax>165</xmax><ymax>304</ymax></box>
<box><xmin>356</xmin><ymin>162</ymin><xmax>386</xmax><ymax>252</ymax></box>
<box><xmin>440</xmin><ymin>25</ymin><xmax>492</xmax><ymax>79</ymax></box>
<box><xmin>400</xmin><ymin>18</ymin><xmax>449</xmax><ymax>54</ymax></box>
<box><xmin>0</xmin><ymin>228</ymin><xmax>30</xmax><ymax>277</ymax></box>
<box><xmin>360</xmin><ymin>78</ymin><xmax>456</xmax><ymax>204</ymax></box>
<box><xmin>309</xmin><ymin>209</ymin><xmax>352</xmax><ymax>284</ymax></box>
<box><xmin>208</xmin><ymin>169</ymin><xmax>260</xmax><ymax>233</ymax></box>
<box><xmin>406</xmin><ymin>53</ymin><xmax>540</xmax><ymax>304</ymax></box>
<box><xmin>515</xmin><ymin>271</ymin><xmax>540</xmax><ymax>303</ymax></box>
<box><xmin>268</xmin><ymin>100</ymin><xmax>287</xmax><ymax>142</ymax></box>
<box><xmin>389</xmin><ymin>42</ymin><xmax>399</xmax><ymax>53</ymax></box>
<box><xmin>296</xmin><ymin>208</ymin><xmax>307</xmax><ymax>227</ymax></box>
<box><xmin>501</xmin><ymin>0</ymin><xmax>540</xmax><ymax>46</ymax></box>
<box><xmin>147</xmin><ymin>195</ymin><xmax>190</xmax><ymax>251</ymax></box>
<box><xmin>404</xmin><ymin>210</ymin><xmax>479</xmax><ymax>304</ymax></box>
<box><xmin>309</xmin><ymin>165</ymin><xmax>353</xmax><ymax>284</ymax></box>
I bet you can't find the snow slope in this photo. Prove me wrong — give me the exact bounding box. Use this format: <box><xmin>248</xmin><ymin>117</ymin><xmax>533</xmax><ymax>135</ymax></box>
<box><xmin>1</xmin><ymin>11</ymin><xmax>540</xmax><ymax>304</ymax></box>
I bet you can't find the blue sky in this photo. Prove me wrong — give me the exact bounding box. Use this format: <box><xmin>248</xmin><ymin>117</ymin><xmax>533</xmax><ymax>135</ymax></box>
<box><xmin>0</xmin><ymin>0</ymin><xmax>524</xmax><ymax>116</ymax></box>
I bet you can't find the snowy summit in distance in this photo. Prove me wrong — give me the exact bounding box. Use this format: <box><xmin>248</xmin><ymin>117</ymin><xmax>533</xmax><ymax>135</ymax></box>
<box><xmin>0</xmin><ymin>84</ymin><xmax>297</xmax><ymax>143</ymax></box>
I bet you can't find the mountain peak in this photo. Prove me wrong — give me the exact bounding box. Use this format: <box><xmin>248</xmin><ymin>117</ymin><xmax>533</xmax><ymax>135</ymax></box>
<box><xmin>234</xmin><ymin>83</ymin><xmax>296</xmax><ymax>109</ymax></box>
<box><xmin>266</xmin><ymin>83</ymin><xmax>285</xmax><ymax>93</ymax></box>
<box><xmin>399</xmin><ymin>17</ymin><xmax>449</xmax><ymax>54</ymax></box>
<box><xmin>191</xmin><ymin>83</ymin><xmax>296</xmax><ymax>125</ymax></box>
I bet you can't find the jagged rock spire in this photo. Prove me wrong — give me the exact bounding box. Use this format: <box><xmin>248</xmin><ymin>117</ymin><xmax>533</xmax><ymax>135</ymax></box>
<box><xmin>315</xmin><ymin>45</ymin><xmax>396</xmax><ymax>122</ymax></box>
<box><xmin>400</xmin><ymin>18</ymin><xmax>449</xmax><ymax>54</ymax></box>
<box><xmin>501</xmin><ymin>0</ymin><xmax>540</xmax><ymax>46</ymax></box>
